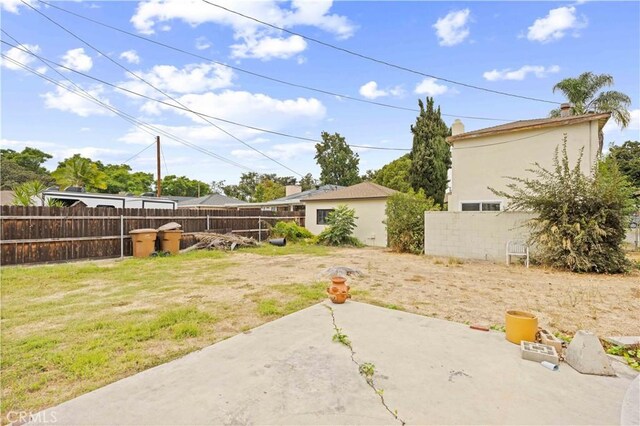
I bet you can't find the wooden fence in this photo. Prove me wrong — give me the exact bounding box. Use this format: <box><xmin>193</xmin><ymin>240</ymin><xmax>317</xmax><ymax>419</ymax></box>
<box><xmin>0</xmin><ymin>206</ymin><xmax>305</xmax><ymax>265</ymax></box>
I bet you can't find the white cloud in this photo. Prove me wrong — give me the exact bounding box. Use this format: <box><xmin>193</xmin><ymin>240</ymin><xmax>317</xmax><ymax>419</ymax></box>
<box><xmin>41</xmin><ymin>83</ymin><xmax>114</xmax><ymax>117</ymax></box>
<box><xmin>604</xmin><ymin>108</ymin><xmax>640</xmax><ymax>135</ymax></box>
<box><xmin>130</xmin><ymin>0</ymin><xmax>356</xmax><ymax>60</ymax></box>
<box><xmin>433</xmin><ymin>9</ymin><xmax>471</xmax><ymax>46</ymax></box>
<box><xmin>0</xmin><ymin>0</ymin><xmax>36</xmax><ymax>13</ymax></box>
<box><xmin>414</xmin><ymin>78</ymin><xmax>448</xmax><ymax>96</ymax></box>
<box><xmin>231</xmin><ymin>142</ymin><xmax>315</xmax><ymax>162</ymax></box>
<box><xmin>119</xmin><ymin>50</ymin><xmax>140</xmax><ymax>64</ymax></box>
<box><xmin>120</xmin><ymin>62</ymin><xmax>235</xmax><ymax>97</ymax></box>
<box><xmin>483</xmin><ymin>65</ymin><xmax>560</xmax><ymax>81</ymax></box>
<box><xmin>231</xmin><ymin>35</ymin><xmax>307</xmax><ymax>60</ymax></box>
<box><xmin>359</xmin><ymin>81</ymin><xmax>387</xmax><ymax>99</ymax></box>
<box><xmin>358</xmin><ymin>81</ymin><xmax>404</xmax><ymax>99</ymax></box>
<box><xmin>195</xmin><ymin>36</ymin><xmax>211</xmax><ymax>50</ymax></box>
<box><xmin>527</xmin><ymin>6</ymin><xmax>587</xmax><ymax>43</ymax></box>
<box><xmin>60</xmin><ymin>48</ymin><xmax>93</xmax><ymax>72</ymax></box>
<box><xmin>143</xmin><ymin>90</ymin><xmax>326</xmax><ymax>127</ymax></box>
<box><xmin>0</xmin><ymin>43</ymin><xmax>42</xmax><ymax>72</ymax></box>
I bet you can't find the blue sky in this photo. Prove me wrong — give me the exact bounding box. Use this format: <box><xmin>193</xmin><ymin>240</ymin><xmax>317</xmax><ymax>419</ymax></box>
<box><xmin>1</xmin><ymin>0</ymin><xmax>639</xmax><ymax>186</ymax></box>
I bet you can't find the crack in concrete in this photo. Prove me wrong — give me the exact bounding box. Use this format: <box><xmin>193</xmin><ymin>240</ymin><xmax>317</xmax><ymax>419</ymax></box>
<box><xmin>324</xmin><ymin>304</ymin><xmax>407</xmax><ymax>425</ymax></box>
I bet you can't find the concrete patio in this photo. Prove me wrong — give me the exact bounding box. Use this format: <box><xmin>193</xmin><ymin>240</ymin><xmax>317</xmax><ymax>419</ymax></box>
<box><xmin>31</xmin><ymin>302</ymin><xmax>637</xmax><ymax>425</ymax></box>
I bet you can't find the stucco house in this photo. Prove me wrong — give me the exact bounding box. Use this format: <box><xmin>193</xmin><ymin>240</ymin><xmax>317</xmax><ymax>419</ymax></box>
<box><xmin>303</xmin><ymin>182</ymin><xmax>397</xmax><ymax>247</ymax></box>
<box><xmin>446</xmin><ymin>106</ymin><xmax>610</xmax><ymax>212</ymax></box>
<box><xmin>424</xmin><ymin>106</ymin><xmax>611</xmax><ymax>261</ymax></box>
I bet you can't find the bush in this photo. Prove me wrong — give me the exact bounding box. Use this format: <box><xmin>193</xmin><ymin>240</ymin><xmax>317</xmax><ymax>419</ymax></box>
<box><xmin>316</xmin><ymin>205</ymin><xmax>363</xmax><ymax>246</ymax></box>
<box><xmin>385</xmin><ymin>189</ymin><xmax>437</xmax><ymax>253</ymax></box>
<box><xmin>492</xmin><ymin>139</ymin><xmax>634</xmax><ymax>273</ymax></box>
<box><xmin>270</xmin><ymin>221</ymin><xmax>314</xmax><ymax>242</ymax></box>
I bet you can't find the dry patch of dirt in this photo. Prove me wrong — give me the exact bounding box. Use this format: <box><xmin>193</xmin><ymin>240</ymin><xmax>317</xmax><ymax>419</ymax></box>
<box><xmin>227</xmin><ymin>247</ymin><xmax>639</xmax><ymax>337</ymax></box>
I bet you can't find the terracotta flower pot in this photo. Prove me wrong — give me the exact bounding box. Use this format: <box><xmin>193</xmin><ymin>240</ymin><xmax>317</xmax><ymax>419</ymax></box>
<box><xmin>327</xmin><ymin>276</ymin><xmax>351</xmax><ymax>304</ymax></box>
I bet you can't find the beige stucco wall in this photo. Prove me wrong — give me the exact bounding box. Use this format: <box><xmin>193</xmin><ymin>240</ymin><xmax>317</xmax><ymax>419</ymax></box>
<box><xmin>424</xmin><ymin>211</ymin><xmax>536</xmax><ymax>261</ymax></box>
<box><xmin>448</xmin><ymin>120</ymin><xmax>600</xmax><ymax>212</ymax></box>
<box><xmin>304</xmin><ymin>198</ymin><xmax>389</xmax><ymax>247</ymax></box>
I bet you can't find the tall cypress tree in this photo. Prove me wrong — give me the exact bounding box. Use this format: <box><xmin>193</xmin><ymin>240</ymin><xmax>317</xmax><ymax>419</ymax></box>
<box><xmin>409</xmin><ymin>97</ymin><xmax>451</xmax><ymax>207</ymax></box>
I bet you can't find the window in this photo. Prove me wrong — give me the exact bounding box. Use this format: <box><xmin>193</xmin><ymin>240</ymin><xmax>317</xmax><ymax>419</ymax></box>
<box><xmin>461</xmin><ymin>202</ymin><xmax>501</xmax><ymax>212</ymax></box>
<box><xmin>461</xmin><ymin>203</ymin><xmax>480</xmax><ymax>211</ymax></box>
<box><xmin>316</xmin><ymin>209</ymin><xmax>334</xmax><ymax>225</ymax></box>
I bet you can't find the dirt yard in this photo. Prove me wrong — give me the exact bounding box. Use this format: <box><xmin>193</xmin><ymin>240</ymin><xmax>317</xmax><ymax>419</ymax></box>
<box><xmin>229</xmin><ymin>247</ymin><xmax>639</xmax><ymax>337</ymax></box>
<box><xmin>1</xmin><ymin>245</ymin><xmax>638</xmax><ymax>420</ymax></box>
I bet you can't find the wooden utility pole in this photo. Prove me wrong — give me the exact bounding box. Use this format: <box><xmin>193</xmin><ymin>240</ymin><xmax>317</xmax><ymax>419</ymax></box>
<box><xmin>156</xmin><ymin>136</ymin><xmax>161</xmax><ymax>197</ymax></box>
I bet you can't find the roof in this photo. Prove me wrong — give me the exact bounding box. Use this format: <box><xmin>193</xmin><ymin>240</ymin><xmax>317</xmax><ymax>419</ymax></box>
<box><xmin>42</xmin><ymin>190</ymin><xmax>175</xmax><ymax>202</ymax></box>
<box><xmin>447</xmin><ymin>112</ymin><xmax>611</xmax><ymax>143</ymax></box>
<box><xmin>165</xmin><ymin>196</ymin><xmax>195</xmax><ymax>203</ymax></box>
<box><xmin>0</xmin><ymin>190</ymin><xmax>15</xmax><ymax>205</ymax></box>
<box><xmin>303</xmin><ymin>182</ymin><xmax>397</xmax><ymax>202</ymax></box>
<box><xmin>177</xmin><ymin>193</ymin><xmax>247</xmax><ymax>207</ymax></box>
<box><xmin>271</xmin><ymin>185</ymin><xmax>342</xmax><ymax>203</ymax></box>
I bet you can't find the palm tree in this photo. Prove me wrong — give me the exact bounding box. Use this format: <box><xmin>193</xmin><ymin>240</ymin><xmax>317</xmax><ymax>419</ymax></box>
<box><xmin>550</xmin><ymin>72</ymin><xmax>631</xmax><ymax>153</ymax></box>
<box><xmin>51</xmin><ymin>155</ymin><xmax>107</xmax><ymax>191</ymax></box>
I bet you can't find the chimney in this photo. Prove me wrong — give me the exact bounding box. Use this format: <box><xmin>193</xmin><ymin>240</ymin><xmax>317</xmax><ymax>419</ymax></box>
<box><xmin>451</xmin><ymin>119</ymin><xmax>465</xmax><ymax>136</ymax></box>
<box><xmin>560</xmin><ymin>103</ymin><xmax>572</xmax><ymax>118</ymax></box>
<box><xmin>285</xmin><ymin>185</ymin><xmax>302</xmax><ymax>196</ymax></box>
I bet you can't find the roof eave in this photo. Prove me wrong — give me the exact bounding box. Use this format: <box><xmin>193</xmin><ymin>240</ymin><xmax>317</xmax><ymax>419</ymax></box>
<box><xmin>447</xmin><ymin>113</ymin><xmax>612</xmax><ymax>143</ymax></box>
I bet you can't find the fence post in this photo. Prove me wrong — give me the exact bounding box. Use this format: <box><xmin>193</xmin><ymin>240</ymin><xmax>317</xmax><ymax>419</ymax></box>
<box><xmin>207</xmin><ymin>215</ymin><xmax>210</xmax><ymax>231</ymax></box>
<box><xmin>258</xmin><ymin>216</ymin><xmax>262</xmax><ymax>242</ymax></box>
<box><xmin>120</xmin><ymin>215</ymin><xmax>124</xmax><ymax>258</ymax></box>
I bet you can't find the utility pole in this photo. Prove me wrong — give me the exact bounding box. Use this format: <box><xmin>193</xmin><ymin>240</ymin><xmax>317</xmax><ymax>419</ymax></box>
<box><xmin>156</xmin><ymin>136</ymin><xmax>161</xmax><ymax>197</ymax></box>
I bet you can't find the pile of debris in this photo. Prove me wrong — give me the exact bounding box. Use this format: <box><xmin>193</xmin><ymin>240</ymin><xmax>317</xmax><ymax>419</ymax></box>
<box><xmin>181</xmin><ymin>232</ymin><xmax>258</xmax><ymax>252</ymax></box>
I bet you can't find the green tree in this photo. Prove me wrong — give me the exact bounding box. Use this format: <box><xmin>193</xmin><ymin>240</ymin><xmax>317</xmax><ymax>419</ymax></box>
<box><xmin>368</xmin><ymin>154</ymin><xmax>412</xmax><ymax>192</ymax></box>
<box><xmin>409</xmin><ymin>98</ymin><xmax>451</xmax><ymax>206</ymax></box>
<box><xmin>550</xmin><ymin>72</ymin><xmax>631</xmax><ymax>153</ymax></box>
<box><xmin>491</xmin><ymin>138</ymin><xmax>634</xmax><ymax>273</ymax></box>
<box><xmin>316</xmin><ymin>204</ymin><xmax>362</xmax><ymax>246</ymax></box>
<box><xmin>315</xmin><ymin>132</ymin><xmax>361</xmax><ymax>186</ymax></box>
<box><xmin>0</xmin><ymin>147</ymin><xmax>53</xmax><ymax>189</ymax></box>
<box><xmin>254</xmin><ymin>179</ymin><xmax>285</xmax><ymax>202</ymax></box>
<box><xmin>160</xmin><ymin>175</ymin><xmax>212</xmax><ymax>197</ymax></box>
<box><xmin>51</xmin><ymin>154</ymin><xmax>107</xmax><ymax>191</ymax></box>
<box><xmin>608</xmin><ymin>141</ymin><xmax>640</xmax><ymax>189</ymax></box>
<box><xmin>219</xmin><ymin>173</ymin><xmax>300</xmax><ymax>202</ymax></box>
<box><xmin>299</xmin><ymin>173</ymin><xmax>317</xmax><ymax>191</ymax></box>
<box><xmin>97</xmin><ymin>163</ymin><xmax>153</xmax><ymax>194</ymax></box>
<box><xmin>385</xmin><ymin>189</ymin><xmax>437</xmax><ymax>253</ymax></box>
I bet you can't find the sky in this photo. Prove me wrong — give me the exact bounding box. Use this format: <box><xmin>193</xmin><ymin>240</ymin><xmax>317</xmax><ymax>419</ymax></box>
<box><xmin>1</xmin><ymin>0</ymin><xmax>639</xmax><ymax>186</ymax></box>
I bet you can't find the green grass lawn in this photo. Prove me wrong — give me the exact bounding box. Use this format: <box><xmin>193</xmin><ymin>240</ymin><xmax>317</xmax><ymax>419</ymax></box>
<box><xmin>0</xmin><ymin>245</ymin><xmax>330</xmax><ymax>421</ymax></box>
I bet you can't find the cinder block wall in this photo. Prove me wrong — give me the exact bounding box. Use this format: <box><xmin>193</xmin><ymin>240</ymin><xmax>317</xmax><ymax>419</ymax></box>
<box><xmin>424</xmin><ymin>212</ymin><xmax>536</xmax><ymax>261</ymax></box>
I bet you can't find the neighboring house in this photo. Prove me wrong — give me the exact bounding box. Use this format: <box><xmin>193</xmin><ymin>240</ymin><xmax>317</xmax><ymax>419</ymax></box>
<box><xmin>424</xmin><ymin>107</ymin><xmax>611</xmax><ymax>261</ymax></box>
<box><xmin>303</xmin><ymin>182</ymin><xmax>397</xmax><ymax>247</ymax></box>
<box><xmin>39</xmin><ymin>189</ymin><xmax>177</xmax><ymax>209</ymax></box>
<box><xmin>229</xmin><ymin>185</ymin><xmax>342</xmax><ymax>212</ymax></box>
<box><xmin>446</xmin><ymin>107</ymin><xmax>610</xmax><ymax>212</ymax></box>
<box><xmin>0</xmin><ymin>190</ymin><xmax>15</xmax><ymax>206</ymax></box>
<box><xmin>177</xmin><ymin>193</ymin><xmax>246</xmax><ymax>209</ymax></box>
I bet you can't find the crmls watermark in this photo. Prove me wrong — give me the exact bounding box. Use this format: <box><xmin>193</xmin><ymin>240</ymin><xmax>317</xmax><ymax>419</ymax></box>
<box><xmin>5</xmin><ymin>411</ymin><xmax>57</xmax><ymax>424</ymax></box>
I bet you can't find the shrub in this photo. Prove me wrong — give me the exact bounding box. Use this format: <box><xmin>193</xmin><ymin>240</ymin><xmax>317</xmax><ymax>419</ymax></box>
<box><xmin>316</xmin><ymin>204</ymin><xmax>363</xmax><ymax>246</ymax></box>
<box><xmin>270</xmin><ymin>221</ymin><xmax>313</xmax><ymax>242</ymax></box>
<box><xmin>491</xmin><ymin>139</ymin><xmax>634</xmax><ymax>273</ymax></box>
<box><xmin>385</xmin><ymin>189</ymin><xmax>437</xmax><ymax>253</ymax></box>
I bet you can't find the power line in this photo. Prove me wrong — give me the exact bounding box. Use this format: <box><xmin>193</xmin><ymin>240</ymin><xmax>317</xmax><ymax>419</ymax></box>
<box><xmin>2</xmin><ymin>53</ymin><xmax>254</xmax><ymax>172</ymax></box>
<box><xmin>160</xmin><ymin>142</ymin><xmax>170</xmax><ymax>175</ymax></box>
<box><xmin>123</xmin><ymin>141</ymin><xmax>156</xmax><ymax>164</ymax></box>
<box><xmin>20</xmin><ymin>0</ymin><xmax>305</xmax><ymax>178</ymax></box>
<box><xmin>1</xmin><ymin>40</ymin><xmax>413</xmax><ymax>152</ymax></box>
<box><xmin>34</xmin><ymin>0</ymin><xmax>517</xmax><ymax>122</ymax></box>
<box><xmin>203</xmin><ymin>1</ymin><xmax>561</xmax><ymax>106</ymax></box>
<box><xmin>0</xmin><ymin>36</ymin><xmax>253</xmax><ymax>172</ymax></box>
